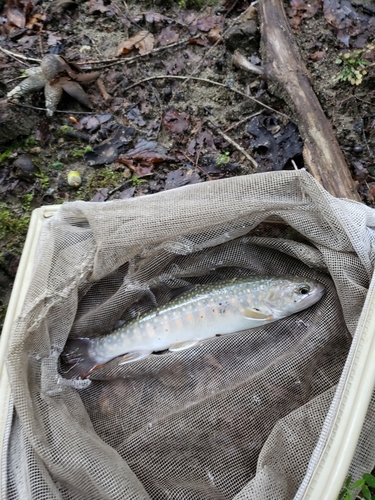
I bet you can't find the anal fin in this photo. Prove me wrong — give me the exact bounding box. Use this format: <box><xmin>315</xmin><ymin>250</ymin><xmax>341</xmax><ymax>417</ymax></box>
<box><xmin>118</xmin><ymin>351</ymin><xmax>152</xmax><ymax>365</ymax></box>
<box><xmin>169</xmin><ymin>340</ymin><xmax>199</xmax><ymax>352</ymax></box>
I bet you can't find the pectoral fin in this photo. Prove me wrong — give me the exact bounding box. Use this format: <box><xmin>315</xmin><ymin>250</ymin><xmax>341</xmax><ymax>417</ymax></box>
<box><xmin>242</xmin><ymin>308</ymin><xmax>274</xmax><ymax>321</ymax></box>
<box><xmin>118</xmin><ymin>351</ymin><xmax>152</xmax><ymax>365</ymax></box>
<box><xmin>169</xmin><ymin>340</ymin><xmax>199</xmax><ymax>352</ymax></box>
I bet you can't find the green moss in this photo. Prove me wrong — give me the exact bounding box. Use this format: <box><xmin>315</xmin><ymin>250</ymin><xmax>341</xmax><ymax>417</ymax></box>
<box><xmin>22</xmin><ymin>194</ymin><xmax>34</xmax><ymax>212</ymax></box>
<box><xmin>24</xmin><ymin>136</ymin><xmax>38</xmax><ymax>149</ymax></box>
<box><xmin>0</xmin><ymin>204</ymin><xmax>30</xmax><ymax>241</ymax></box>
<box><xmin>60</xmin><ymin>125</ymin><xmax>75</xmax><ymax>134</ymax></box>
<box><xmin>34</xmin><ymin>172</ymin><xmax>50</xmax><ymax>189</ymax></box>
<box><xmin>0</xmin><ymin>142</ymin><xmax>21</xmax><ymax>164</ymax></box>
<box><xmin>71</xmin><ymin>146</ymin><xmax>93</xmax><ymax>158</ymax></box>
<box><xmin>130</xmin><ymin>174</ymin><xmax>147</xmax><ymax>187</ymax></box>
<box><xmin>87</xmin><ymin>169</ymin><xmax>123</xmax><ymax>189</ymax></box>
<box><xmin>178</xmin><ymin>0</ymin><xmax>217</xmax><ymax>8</ymax></box>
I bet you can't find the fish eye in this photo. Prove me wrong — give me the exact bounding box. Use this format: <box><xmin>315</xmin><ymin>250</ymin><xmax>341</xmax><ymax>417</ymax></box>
<box><xmin>297</xmin><ymin>285</ymin><xmax>310</xmax><ymax>295</ymax></box>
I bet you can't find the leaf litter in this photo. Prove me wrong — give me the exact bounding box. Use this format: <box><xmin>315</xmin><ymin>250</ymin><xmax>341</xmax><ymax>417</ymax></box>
<box><xmin>1</xmin><ymin>0</ymin><xmax>375</xmax><ymax>323</ymax></box>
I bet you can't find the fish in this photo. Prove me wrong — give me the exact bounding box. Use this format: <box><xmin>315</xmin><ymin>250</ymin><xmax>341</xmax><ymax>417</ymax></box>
<box><xmin>62</xmin><ymin>276</ymin><xmax>325</xmax><ymax>379</ymax></box>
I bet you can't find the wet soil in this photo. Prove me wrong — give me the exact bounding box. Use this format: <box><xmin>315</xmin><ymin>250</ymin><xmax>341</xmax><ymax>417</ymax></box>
<box><xmin>0</xmin><ymin>0</ymin><xmax>374</xmax><ymax>326</ymax></box>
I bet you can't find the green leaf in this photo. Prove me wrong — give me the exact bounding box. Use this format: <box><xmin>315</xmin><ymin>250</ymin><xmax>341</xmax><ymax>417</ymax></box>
<box><xmin>344</xmin><ymin>493</ymin><xmax>352</xmax><ymax>500</ymax></box>
<box><xmin>363</xmin><ymin>473</ymin><xmax>375</xmax><ymax>487</ymax></box>
<box><xmin>352</xmin><ymin>479</ymin><xmax>365</xmax><ymax>488</ymax></box>
<box><xmin>345</xmin><ymin>476</ymin><xmax>353</xmax><ymax>488</ymax></box>
<box><xmin>361</xmin><ymin>484</ymin><xmax>372</xmax><ymax>500</ymax></box>
<box><xmin>338</xmin><ymin>491</ymin><xmax>346</xmax><ymax>500</ymax></box>
<box><xmin>335</xmin><ymin>58</ymin><xmax>343</xmax><ymax>64</ymax></box>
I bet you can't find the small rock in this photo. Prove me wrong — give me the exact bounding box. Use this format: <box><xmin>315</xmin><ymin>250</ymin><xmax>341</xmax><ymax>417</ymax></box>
<box><xmin>12</xmin><ymin>154</ymin><xmax>37</xmax><ymax>180</ymax></box>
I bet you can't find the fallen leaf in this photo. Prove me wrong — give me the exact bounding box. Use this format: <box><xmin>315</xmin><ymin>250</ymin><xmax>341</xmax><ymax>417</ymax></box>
<box><xmin>288</xmin><ymin>0</ymin><xmax>322</xmax><ymax>29</ymax></box>
<box><xmin>26</xmin><ymin>12</ymin><xmax>46</xmax><ymax>28</ymax></box>
<box><xmin>188</xmin><ymin>38</ymin><xmax>209</xmax><ymax>47</ymax></box>
<box><xmin>188</xmin><ymin>15</ymin><xmax>223</xmax><ymax>34</ymax></box>
<box><xmin>162</xmin><ymin>109</ymin><xmax>189</xmax><ymax>134</ymax></box>
<box><xmin>144</xmin><ymin>12</ymin><xmax>172</xmax><ymax>24</ymax></box>
<box><xmin>126</xmin><ymin>106</ymin><xmax>146</xmax><ymax>126</ymax></box>
<box><xmin>322</xmin><ymin>0</ymin><xmax>370</xmax><ymax>45</ymax></box>
<box><xmin>207</xmin><ymin>27</ymin><xmax>223</xmax><ymax>44</ymax></box>
<box><xmin>309</xmin><ymin>50</ymin><xmax>325</xmax><ymax>62</ymax></box>
<box><xmin>247</xmin><ymin>114</ymin><xmax>303</xmax><ymax>171</ymax></box>
<box><xmin>187</xmin><ymin>130</ymin><xmax>216</xmax><ymax>155</ymax></box>
<box><xmin>158</xmin><ymin>26</ymin><xmax>179</xmax><ymax>46</ymax></box>
<box><xmin>123</xmin><ymin>139</ymin><xmax>167</xmax><ymax>163</ymax></box>
<box><xmin>89</xmin><ymin>0</ymin><xmax>111</xmax><ymax>14</ymax></box>
<box><xmin>132</xmin><ymin>162</ymin><xmax>154</xmax><ymax>177</ymax></box>
<box><xmin>164</xmin><ymin>53</ymin><xmax>186</xmax><ymax>74</ymax></box>
<box><xmin>85</xmin><ymin>126</ymin><xmax>135</xmax><ymax>167</ymax></box>
<box><xmin>17</xmin><ymin>34</ymin><xmax>38</xmax><ymax>48</ymax></box>
<box><xmin>47</xmin><ymin>32</ymin><xmax>62</xmax><ymax>46</ymax></box>
<box><xmin>119</xmin><ymin>187</ymin><xmax>135</xmax><ymax>199</ymax></box>
<box><xmin>165</xmin><ymin>169</ymin><xmax>201</xmax><ymax>190</ymax></box>
<box><xmin>91</xmin><ymin>188</ymin><xmax>109</xmax><ymax>202</ymax></box>
<box><xmin>6</xmin><ymin>8</ymin><xmax>26</xmax><ymax>28</ymax></box>
<box><xmin>116</xmin><ymin>30</ymin><xmax>155</xmax><ymax>56</ymax></box>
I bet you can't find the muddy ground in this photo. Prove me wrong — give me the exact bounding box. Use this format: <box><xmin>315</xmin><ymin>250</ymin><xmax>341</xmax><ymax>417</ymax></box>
<box><xmin>0</xmin><ymin>0</ymin><xmax>374</xmax><ymax>326</ymax></box>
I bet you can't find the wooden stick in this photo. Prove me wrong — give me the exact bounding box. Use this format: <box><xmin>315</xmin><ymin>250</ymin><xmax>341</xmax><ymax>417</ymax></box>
<box><xmin>256</xmin><ymin>0</ymin><xmax>360</xmax><ymax>201</ymax></box>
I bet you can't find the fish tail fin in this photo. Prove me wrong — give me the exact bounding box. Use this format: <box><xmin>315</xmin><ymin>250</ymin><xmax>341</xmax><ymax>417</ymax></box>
<box><xmin>61</xmin><ymin>338</ymin><xmax>105</xmax><ymax>379</ymax></box>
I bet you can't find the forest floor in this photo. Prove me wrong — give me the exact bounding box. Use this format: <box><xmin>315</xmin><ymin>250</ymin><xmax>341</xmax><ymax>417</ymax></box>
<box><xmin>0</xmin><ymin>0</ymin><xmax>374</xmax><ymax>326</ymax></box>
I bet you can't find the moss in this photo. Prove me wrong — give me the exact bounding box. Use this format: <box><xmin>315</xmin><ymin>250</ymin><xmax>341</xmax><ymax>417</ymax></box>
<box><xmin>0</xmin><ymin>142</ymin><xmax>21</xmax><ymax>164</ymax></box>
<box><xmin>60</xmin><ymin>125</ymin><xmax>75</xmax><ymax>134</ymax></box>
<box><xmin>130</xmin><ymin>174</ymin><xmax>148</xmax><ymax>187</ymax></box>
<box><xmin>0</xmin><ymin>204</ymin><xmax>30</xmax><ymax>241</ymax></box>
<box><xmin>87</xmin><ymin>168</ymin><xmax>124</xmax><ymax>190</ymax></box>
<box><xmin>22</xmin><ymin>194</ymin><xmax>34</xmax><ymax>212</ymax></box>
<box><xmin>71</xmin><ymin>146</ymin><xmax>93</xmax><ymax>158</ymax></box>
<box><xmin>178</xmin><ymin>0</ymin><xmax>218</xmax><ymax>8</ymax></box>
<box><xmin>24</xmin><ymin>136</ymin><xmax>38</xmax><ymax>149</ymax></box>
<box><xmin>34</xmin><ymin>171</ymin><xmax>50</xmax><ymax>189</ymax></box>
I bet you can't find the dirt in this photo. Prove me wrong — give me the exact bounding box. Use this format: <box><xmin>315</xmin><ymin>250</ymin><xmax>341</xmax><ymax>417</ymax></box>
<box><xmin>0</xmin><ymin>0</ymin><xmax>374</xmax><ymax>327</ymax></box>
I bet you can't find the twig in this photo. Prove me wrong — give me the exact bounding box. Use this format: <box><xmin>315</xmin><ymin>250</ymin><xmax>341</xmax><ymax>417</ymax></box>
<box><xmin>355</xmin><ymin>96</ymin><xmax>375</xmax><ymax>106</ymax></box>
<box><xmin>179</xmin><ymin>151</ymin><xmax>213</xmax><ymax>180</ymax></box>
<box><xmin>38</xmin><ymin>31</ymin><xmax>44</xmax><ymax>58</ymax></box>
<box><xmin>206</xmin><ymin>119</ymin><xmax>258</xmax><ymax>169</ymax></box>
<box><xmin>121</xmin><ymin>74</ymin><xmax>290</xmax><ymax>119</ymax></box>
<box><xmin>7</xmin><ymin>100</ymin><xmax>98</xmax><ymax>114</ymax></box>
<box><xmin>0</xmin><ymin>46</ymin><xmax>41</xmax><ymax>63</ymax></box>
<box><xmin>76</xmin><ymin>37</ymin><xmax>200</xmax><ymax>71</ymax></box>
<box><xmin>224</xmin><ymin>111</ymin><xmax>263</xmax><ymax>132</ymax></box>
<box><xmin>233</xmin><ymin>50</ymin><xmax>265</xmax><ymax>76</ymax></box>
<box><xmin>97</xmin><ymin>78</ymin><xmax>111</xmax><ymax>101</ymax></box>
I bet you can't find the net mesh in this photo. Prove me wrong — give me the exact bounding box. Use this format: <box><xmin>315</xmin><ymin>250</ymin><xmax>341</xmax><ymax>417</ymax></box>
<box><xmin>4</xmin><ymin>169</ymin><xmax>375</xmax><ymax>499</ymax></box>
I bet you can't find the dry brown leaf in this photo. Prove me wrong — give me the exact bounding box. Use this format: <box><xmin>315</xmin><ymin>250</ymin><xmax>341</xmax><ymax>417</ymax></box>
<box><xmin>6</xmin><ymin>8</ymin><xmax>25</xmax><ymax>28</ymax></box>
<box><xmin>158</xmin><ymin>26</ymin><xmax>179</xmax><ymax>46</ymax></box>
<box><xmin>162</xmin><ymin>109</ymin><xmax>189</xmax><ymax>134</ymax></box>
<box><xmin>207</xmin><ymin>27</ymin><xmax>223</xmax><ymax>44</ymax></box>
<box><xmin>116</xmin><ymin>30</ymin><xmax>155</xmax><ymax>56</ymax></box>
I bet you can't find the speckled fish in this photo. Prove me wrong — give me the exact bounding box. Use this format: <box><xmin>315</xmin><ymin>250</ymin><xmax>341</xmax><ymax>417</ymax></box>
<box><xmin>62</xmin><ymin>276</ymin><xmax>324</xmax><ymax>378</ymax></box>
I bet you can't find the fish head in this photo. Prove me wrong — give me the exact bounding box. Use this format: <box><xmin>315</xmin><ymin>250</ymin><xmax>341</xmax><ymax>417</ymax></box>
<box><xmin>262</xmin><ymin>276</ymin><xmax>325</xmax><ymax>319</ymax></box>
